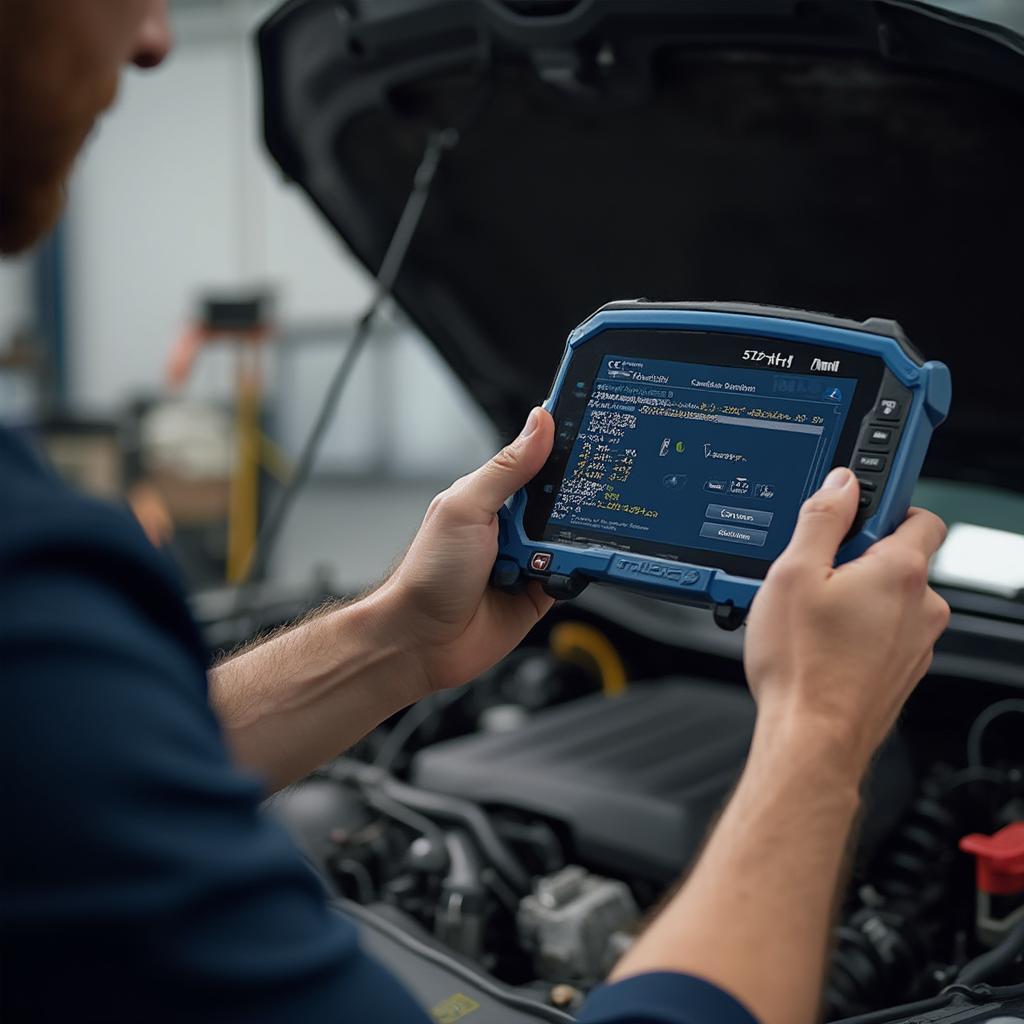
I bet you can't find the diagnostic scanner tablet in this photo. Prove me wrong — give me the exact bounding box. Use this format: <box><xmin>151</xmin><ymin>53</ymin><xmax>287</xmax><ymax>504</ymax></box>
<box><xmin>492</xmin><ymin>301</ymin><xmax>951</xmax><ymax>629</ymax></box>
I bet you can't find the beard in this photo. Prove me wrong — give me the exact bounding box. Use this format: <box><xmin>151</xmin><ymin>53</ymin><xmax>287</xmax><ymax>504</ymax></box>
<box><xmin>0</xmin><ymin>170</ymin><xmax>69</xmax><ymax>256</ymax></box>
<box><xmin>0</xmin><ymin>8</ymin><xmax>119</xmax><ymax>255</ymax></box>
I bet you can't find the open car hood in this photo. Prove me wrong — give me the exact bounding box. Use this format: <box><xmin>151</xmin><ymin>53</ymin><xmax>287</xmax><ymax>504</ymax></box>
<box><xmin>258</xmin><ymin>0</ymin><xmax>1024</xmax><ymax>491</ymax></box>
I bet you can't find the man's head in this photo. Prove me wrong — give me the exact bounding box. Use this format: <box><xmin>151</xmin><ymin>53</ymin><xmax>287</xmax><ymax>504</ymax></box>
<box><xmin>0</xmin><ymin>0</ymin><xmax>171</xmax><ymax>255</ymax></box>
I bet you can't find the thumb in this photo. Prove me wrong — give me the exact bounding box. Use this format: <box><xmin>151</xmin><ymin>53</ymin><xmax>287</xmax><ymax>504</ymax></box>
<box><xmin>460</xmin><ymin>407</ymin><xmax>554</xmax><ymax>514</ymax></box>
<box><xmin>783</xmin><ymin>466</ymin><xmax>860</xmax><ymax>568</ymax></box>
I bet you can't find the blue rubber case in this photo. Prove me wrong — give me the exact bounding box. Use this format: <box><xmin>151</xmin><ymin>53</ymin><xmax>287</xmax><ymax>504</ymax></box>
<box><xmin>492</xmin><ymin>301</ymin><xmax>951</xmax><ymax>627</ymax></box>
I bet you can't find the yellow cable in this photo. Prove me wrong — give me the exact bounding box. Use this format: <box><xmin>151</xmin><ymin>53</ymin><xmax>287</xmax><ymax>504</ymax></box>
<box><xmin>548</xmin><ymin>622</ymin><xmax>628</xmax><ymax>698</ymax></box>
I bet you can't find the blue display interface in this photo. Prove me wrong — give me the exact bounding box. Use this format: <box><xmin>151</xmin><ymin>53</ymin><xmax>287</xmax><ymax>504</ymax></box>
<box><xmin>543</xmin><ymin>355</ymin><xmax>858</xmax><ymax>563</ymax></box>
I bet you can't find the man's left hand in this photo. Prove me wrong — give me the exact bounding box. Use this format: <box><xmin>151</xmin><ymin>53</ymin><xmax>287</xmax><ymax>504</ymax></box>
<box><xmin>378</xmin><ymin>407</ymin><xmax>556</xmax><ymax>692</ymax></box>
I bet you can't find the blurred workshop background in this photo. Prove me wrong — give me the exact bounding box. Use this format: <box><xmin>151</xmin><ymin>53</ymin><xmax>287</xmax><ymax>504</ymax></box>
<box><xmin>3</xmin><ymin>4</ymin><xmax>1024</xmax><ymax>1016</ymax></box>
<box><xmin>0</xmin><ymin>0</ymin><xmax>498</xmax><ymax>630</ymax></box>
<box><xmin>3</xmin><ymin>0</ymin><xmax>1023</xmax><ymax>648</ymax></box>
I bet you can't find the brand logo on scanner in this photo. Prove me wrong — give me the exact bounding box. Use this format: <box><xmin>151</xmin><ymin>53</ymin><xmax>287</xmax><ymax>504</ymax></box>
<box><xmin>614</xmin><ymin>558</ymin><xmax>701</xmax><ymax>585</ymax></box>
<box><xmin>607</xmin><ymin>358</ymin><xmax>645</xmax><ymax>379</ymax></box>
<box><xmin>607</xmin><ymin>358</ymin><xmax>669</xmax><ymax>383</ymax></box>
<box><xmin>811</xmin><ymin>357</ymin><xmax>841</xmax><ymax>372</ymax></box>
<box><xmin>742</xmin><ymin>349</ymin><xmax>793</xmax><ymax>369</ymax></box>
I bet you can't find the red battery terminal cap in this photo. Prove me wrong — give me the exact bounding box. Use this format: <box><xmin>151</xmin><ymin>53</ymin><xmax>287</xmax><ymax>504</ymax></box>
<box><xmin>959</xmin><ymin>822</ymin><xmax>1024</xmax><ymax>896</ymax></box>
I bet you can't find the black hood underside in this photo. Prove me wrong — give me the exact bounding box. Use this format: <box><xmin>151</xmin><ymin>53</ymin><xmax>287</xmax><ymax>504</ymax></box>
<box><xmin>259</xmin><ymin>0</ymin><xmax>1024</xmax><ymax>491</ymax></box>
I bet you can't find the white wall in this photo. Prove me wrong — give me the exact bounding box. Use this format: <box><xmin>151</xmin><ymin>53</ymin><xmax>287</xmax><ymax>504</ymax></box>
<box><xmin>65</xmin><ymin>0</ymin><xmax>496</xmax><ymax>474</ymax></box>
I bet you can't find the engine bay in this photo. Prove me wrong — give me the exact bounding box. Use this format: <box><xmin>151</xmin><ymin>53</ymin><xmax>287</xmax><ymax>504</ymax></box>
<box><xmin>256</xmin><ymin>5</ymin><xmax>1024</xmax><ymax>1010</ymax></box>
<box><xmin>267</xmin><ymin>605</ymin><xmax>1024</xmax><ymax>1023</ymax></box>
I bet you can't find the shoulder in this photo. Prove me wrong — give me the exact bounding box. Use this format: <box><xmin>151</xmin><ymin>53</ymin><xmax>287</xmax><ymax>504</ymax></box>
<box><xmin>0</xmin><ymin>423</ymin><xmax>214</xmax><ymax>796</ymax></box>
<box><xmin>0</xmin><ymin>436</ymin><xmax>432</xmax><ymax>1022</ymax></box>
<box><xmin>0</xmin><ymin>425</ymin><xmax>204</xmax><ymax>668</ymax></box>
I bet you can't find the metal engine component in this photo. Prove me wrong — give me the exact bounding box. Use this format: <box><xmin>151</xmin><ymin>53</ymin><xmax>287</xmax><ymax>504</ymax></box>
<box><xmin>517</xmin><ymin>866</ymin><xmax>638</xmax><ymax>983</ymax></box>
<box><xmin>434</xmin><ymin>829</ymin><xmax>488</xmax><ymax>961</ymax></box>
<box><xmin>263</xmin><ymin>776</ymin><xmax>374</xmax><ymax>875</ymax></box>
<box><xmin>414</xmin><ymin>682</ymin><xmax>756</xmax><ymax>882</ymax></box>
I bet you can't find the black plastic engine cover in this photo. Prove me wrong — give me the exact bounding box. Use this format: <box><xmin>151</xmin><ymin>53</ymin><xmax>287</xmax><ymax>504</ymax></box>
<box><xmin>412</xmin><ymin>681</ymin><xmax>756</xmax><ymax>883</ymax></box>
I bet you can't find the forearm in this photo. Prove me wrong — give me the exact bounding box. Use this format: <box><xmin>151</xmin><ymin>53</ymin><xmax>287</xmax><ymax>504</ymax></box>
<box><xmin>609</xmin><ymin>710</ymin><xmax>864</xmax><ymax>1024</ymax></box>
<box><xmin>208</xmin><ymin>588</ymin><xmax>429</xmax><ymax>793</ymax></box>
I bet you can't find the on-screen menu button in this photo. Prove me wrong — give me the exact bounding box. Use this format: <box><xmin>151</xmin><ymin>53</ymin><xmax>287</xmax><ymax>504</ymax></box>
<box><xmin>705</xmin><ymin>504</ymin><xmax>774</xmax><ymax>528</ymax></box>
<box><xmin>699</xmin><ymin>522</ymin><xmax>768</xmax><ymax>548</ymax></box>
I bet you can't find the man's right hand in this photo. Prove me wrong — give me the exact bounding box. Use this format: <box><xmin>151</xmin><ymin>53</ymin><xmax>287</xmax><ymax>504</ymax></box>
<box><xmin>605</xmin><ymin>467</ymin><xmax>950</xmax><ymax>1024</ymax></box>
<box><xmin>744</xmin><ymin>465</ymin><xmax>950</xmax><ymax>775</ymax></box>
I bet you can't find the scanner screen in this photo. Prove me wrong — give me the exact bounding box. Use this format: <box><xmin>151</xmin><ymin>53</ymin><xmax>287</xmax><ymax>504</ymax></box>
<box><xmin>543</xmin><ymin>354</ymin><xmax>858</xmax><ymax>563</ymax></box>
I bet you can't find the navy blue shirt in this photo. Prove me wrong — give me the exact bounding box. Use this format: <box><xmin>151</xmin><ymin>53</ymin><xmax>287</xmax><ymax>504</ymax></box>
<box><xmin>0</xmin><ymin>426</ymin><xmax>757</xmax><ymax>1024</ymax></box>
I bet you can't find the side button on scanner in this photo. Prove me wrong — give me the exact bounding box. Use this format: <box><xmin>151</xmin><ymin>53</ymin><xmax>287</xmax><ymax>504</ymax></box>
<box><xmin>543</xmin><ymin>573</ymin><xmax>589</xmax><ymax>600</ymax></box>
<box><xmin>865</xmin><ymin>427</ymin><xmax>892</xmax><ymax>447</ymax></box>
<box><xmin>530</xmin><ymin>552</ymin><xmax>553</xmax><ymax>572</ymax></box>
<box><xmin>854</xmin><ymin>452</ymin><xmax>887</xmax><ymax>473</ymax></box>
<box><xmin>876</xmin><ymin>398</ymin><xmax>902</xmax><ymax>420</ymax></box>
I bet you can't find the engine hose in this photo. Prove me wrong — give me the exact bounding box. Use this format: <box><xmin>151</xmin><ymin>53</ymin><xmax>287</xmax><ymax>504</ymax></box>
<box><xmin>954</xmin><ymin>918</ymin><xmax>1024</xmax><ymax>985</ymax></box>
<box><xmin>361</xmin><ymin>787</ymin><xmax>449</xmax><ymax>857</ymax></box>
<box><xmin>827</xmin><ymin>913</ymin><xmax>928</xmax><ymax>1019</ymax></box>
<box><xmin>871</xmin><ymin>797</ymin><xmax>957</xmax><ymax>902</ymax></box>
<box><xmin>827</xmin><ymin>990</ymin><xmax>951</xmax><ymax>1024</ymax></box>
<box><xmin>825</xmin><ymin>789</ymin><xmax>958</xmax><ymax>1019</ymax></box>
<box><xmin>327</xmin><ymin>760</ymin><xmax>533</xmax><ymax>894</ymax></box>
<box><xmin>548</xmin><ymin>621</ymin><xmax>627</xmax><ymax>697</ymax></box>
<box><xmin>828</xmin><ymin>982</ymin><xmax>1024</xmax><ymax>1024</ymax></box>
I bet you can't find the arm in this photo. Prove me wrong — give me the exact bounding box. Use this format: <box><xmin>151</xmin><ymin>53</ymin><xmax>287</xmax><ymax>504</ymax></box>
<box><xmin>208</xmin><ymin>592</ymin><xmax>429</xmax><ymax>793</ymax></box>
<box><xmin>606</xmin><ymin>467</ymin><xmax>950</xmax><ymax>1024</ymax></box>
<box><xmin>604</xmin><ymin>710</ymin><xmax>861</xmax><ymax>1024</ymax></box>
<box><xmin>208</xmin><ymin>408</ymin><xmax>555</xmax><ymax>792</ymax></box>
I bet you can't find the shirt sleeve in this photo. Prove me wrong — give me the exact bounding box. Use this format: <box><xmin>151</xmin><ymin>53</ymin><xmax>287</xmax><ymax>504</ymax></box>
<box><xmin>0</xmin><ymin>486</ymin><xmax>430</xmax><ymax>1024</ymax></box>
<box><xmin>578</xmin><ymin>972</ymin><xmax>760</xmax><ymax>1024</ymax></box>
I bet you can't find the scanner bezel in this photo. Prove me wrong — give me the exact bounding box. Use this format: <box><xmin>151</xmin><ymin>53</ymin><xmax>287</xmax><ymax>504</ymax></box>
<box><xmin>523</xmin><ymin>326</ymin><xmax>886</xmax><ymax>581</ymax></box>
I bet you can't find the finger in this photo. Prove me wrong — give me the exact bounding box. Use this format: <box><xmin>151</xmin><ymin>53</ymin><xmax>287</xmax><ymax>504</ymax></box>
<box><xmin>778</xmin><ymin>467</ymin><xmax>859</xmax><ymax>570</ymax></box>
<box><xmin>525</xmin><ymin>580</ymin><xmax>556</xmax><ymax>620</ymax></box>
<box><xmin>486</xmin><ymin>582</ymin><xmax>555</xmax><ymax>639</ymax></box>
<box><xmin>926</xmin><ymin>588</ymin><xmax>952</xmax><ymax>641</ymax></box>
<box><xmin>908</xmin><ymin>647</ymin><xmax>934</xmax><ymax>688</ymax></box>
<box><xmin>903</xmin><ymin>595</ymin><xmax>947</xmax><ymax>681</ymax></box>
<box><xmin>455</xmin><ymin>407</ymin><xmax>554</xmax><ymax>516</ymax></box>
<box><xmin>869</xmin><ymin>507</ymin><xmax>948</xmax><ymax>563</ymax></box>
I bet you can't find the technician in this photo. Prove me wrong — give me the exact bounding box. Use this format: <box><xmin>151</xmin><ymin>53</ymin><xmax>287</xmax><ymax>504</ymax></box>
<box><xmin>0</xmin><ymin>3</ymin><xmax>951</xmax><ymax>1023</ymax></box>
